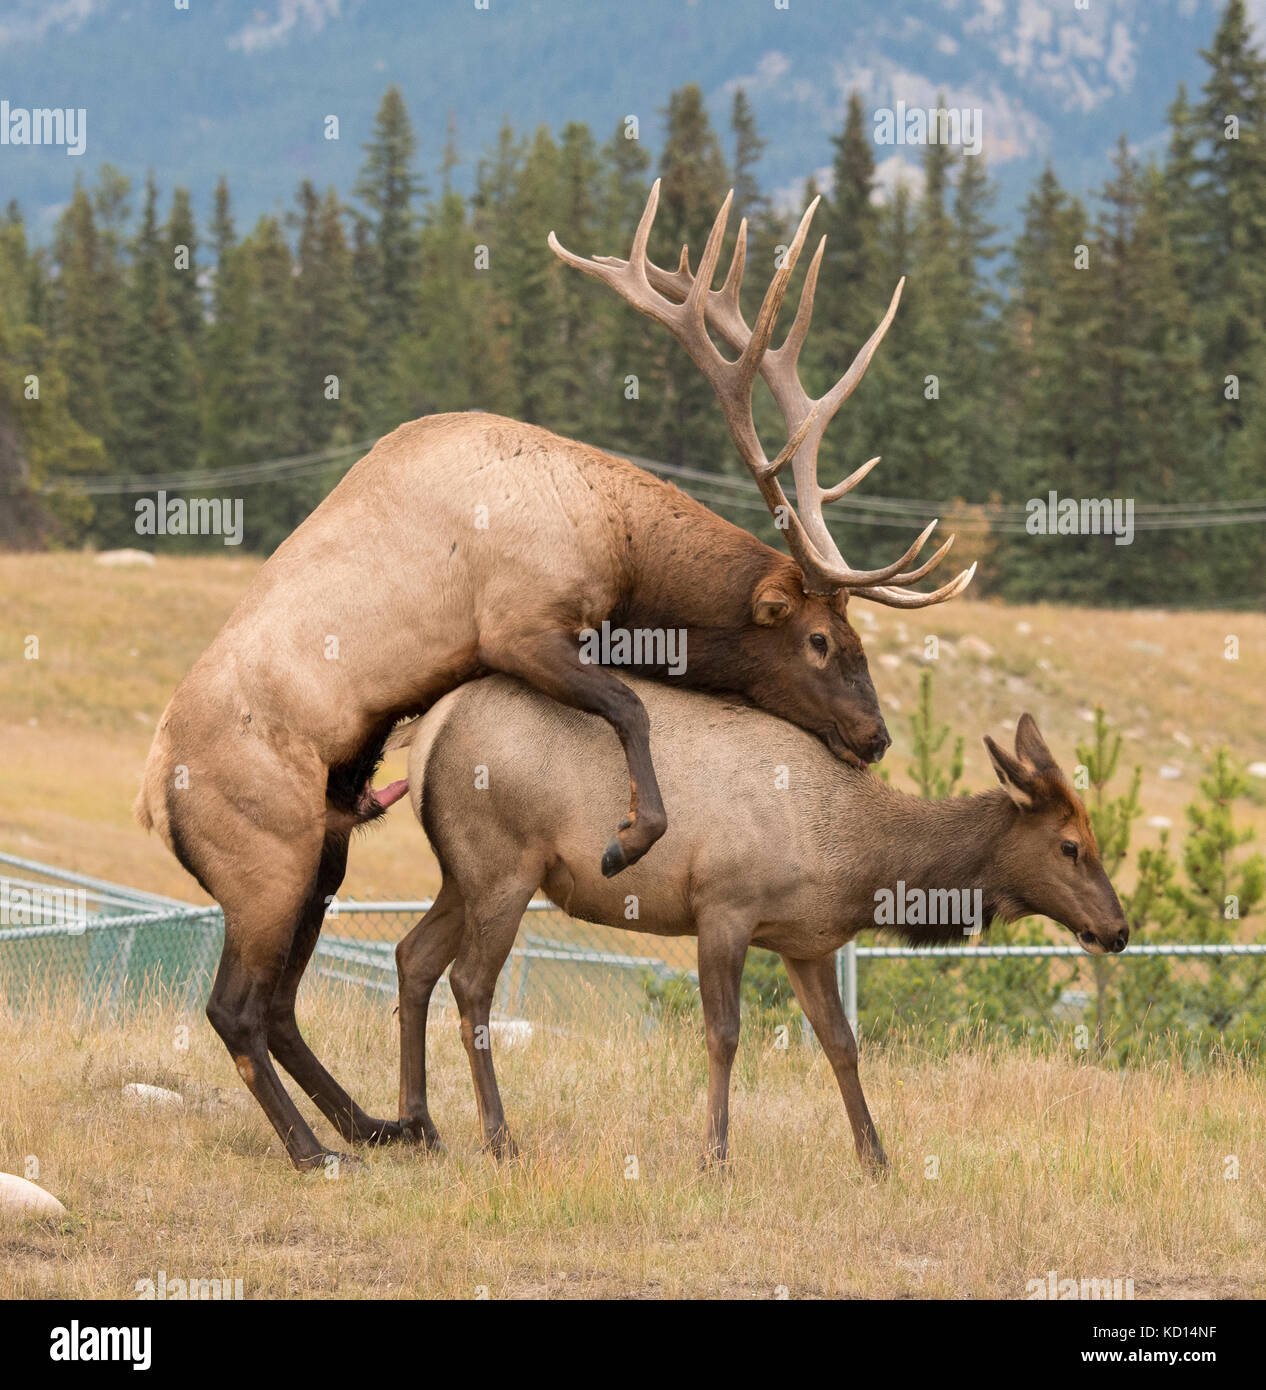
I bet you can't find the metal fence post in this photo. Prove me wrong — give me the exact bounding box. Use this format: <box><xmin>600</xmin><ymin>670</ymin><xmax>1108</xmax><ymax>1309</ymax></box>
<box><xmin>838</xmin><ymin>941</ymin><xmax>858</xmax><ymax>1040</ymax></box>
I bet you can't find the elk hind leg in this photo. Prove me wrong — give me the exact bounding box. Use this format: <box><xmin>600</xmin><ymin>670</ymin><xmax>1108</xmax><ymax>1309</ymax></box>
<box><xmin>448</xmin><ymin>881</ymin><xmax>534</xmax><ymax>1158</ymax></box>
<box><xmin>395</xmin><ymin>875</ymin><xmax>467</xmax><ymax>1150</ymax></box>
<box><xmin>205</xmin><ymin>849</ymin><xmax>342</xmax><ymax>1172</ymax></box>
<box><xmin>265</xmin><ymin>832</ymin><xmax>405</xmax><ymax>1145</ymax></box>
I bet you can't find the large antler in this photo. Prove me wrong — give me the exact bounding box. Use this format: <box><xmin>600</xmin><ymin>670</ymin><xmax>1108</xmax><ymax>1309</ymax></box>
<box><xmin>548</xmin><ymin>180</ymin><xmax>975</xmax><ymax>607</ymax></box>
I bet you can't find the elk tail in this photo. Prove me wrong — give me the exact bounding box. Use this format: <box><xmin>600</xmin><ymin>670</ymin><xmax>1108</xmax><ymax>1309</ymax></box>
<box><xmin>384</xmin><ymin>716</ymin><xmax>424</xmax><ymax>754</ymax></box>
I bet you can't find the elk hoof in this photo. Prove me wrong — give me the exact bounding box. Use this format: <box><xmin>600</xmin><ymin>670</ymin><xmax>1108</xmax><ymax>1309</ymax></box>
<box><xmin>601</xmin><ymin>835</ymin><xmax>630</xmax><ymax>877</ymax></box>
<box><xmin>359</xmin><ymin>1118</ymin><xmax>407</xmax><ymax>1146</ymax></box>
<box><xmin>484</xmin><ymin>1131</ymin><xmax>519</xmax><ymax>1162</ymax></box>
<box><xmin>400</xmin><ymin>1117</ymin><xmax>446</xmax><ymax>1153</ymax></box>
<box><xmin>300</xmin><ymin>1150</ymin><xmax>363</xmax><ymax>1176</ymax></box>
<box><xmin>863</xmin><ymin>1149</ymin><xmax>892</xmax><ymax>1180</ymax></box>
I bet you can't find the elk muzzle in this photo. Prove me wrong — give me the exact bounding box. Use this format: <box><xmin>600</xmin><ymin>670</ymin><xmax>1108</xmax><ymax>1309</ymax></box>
<box><xmin>1076</xmin><ymin>922</ymin><xmax>1130</xmax><ymax>955</ymax></box>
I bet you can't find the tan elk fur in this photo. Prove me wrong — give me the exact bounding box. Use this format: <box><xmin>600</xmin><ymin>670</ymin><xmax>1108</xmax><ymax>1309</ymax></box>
<box><xmin>392</xmin><ymin>675</ymin><xmax>1128</xmax><ymax>1171</ymax></box>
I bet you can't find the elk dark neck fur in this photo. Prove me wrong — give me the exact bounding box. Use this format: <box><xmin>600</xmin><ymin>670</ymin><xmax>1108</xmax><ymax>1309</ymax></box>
<box><xmin>832</xmin><ymin>778</ymin><xmax>1023</xmax><ymax>944</ymax></box>
<box><xmin>610</xmin><ymin>467</ymin><xmax>796</xmax><ymax>688</ymax></box>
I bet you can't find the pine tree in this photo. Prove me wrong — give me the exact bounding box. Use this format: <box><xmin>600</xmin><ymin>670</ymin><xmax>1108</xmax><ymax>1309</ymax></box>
<box><xmin>729</xmin><ymin>87</ymin><xmax>767</xmax><ymax>225</ymax></box>
<box><xmin>48</xmin><ymin>182</ymin><xmax>117</xmax><ymax>453</ymax></box>
<box><xmin>166</xmin><ymin>188</ymin><xmax>203</xmax><ymax>347</ymax></box>
<box><xmin>355</xmin><ymin>86</ymin><xmax>425</xmax><ymax>431</ymax></box>
<box><xmin>998</xmin><ymin>167</ymin><xmax>1099</xmax><ymax>600</ymax></box>
<box><xmin>392</xmin><ymin>115</ymin><xmax>513</xmax><ymax>423</ymax></box>
<box><xmin>822</xmin><ymin>91</ymin><xmax>879</xmax><ymax>357</ymax></box>
<box><xmin>292</xmin><ymin>182</ymin><xmax>362</xmax><ymax>448</ymax></box>
<box><xmin>649</xmin><ymin>85</ymin><xmax>730</xmax><ymax>468</ymax></box>
<box><xmin>0</xmin><ymin>202</ymin><xmax>103</xmax><ymax>544</ymax></box>
<box><xmin>120</xmin><ymin>173</ymin><xmax>200</xmax><ymax>493</ymax></box>
<box><xmin>552</xmin><ymin>120</ymin><xmax>605</xmax><ymax>439</ymax></box>
<box><xmin>595</xmin><ymin>118</ymin><xmax>657</xmax><ymax>457</ymax></box>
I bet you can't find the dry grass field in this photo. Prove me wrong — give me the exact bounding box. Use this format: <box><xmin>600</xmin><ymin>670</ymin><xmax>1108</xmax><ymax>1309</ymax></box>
<box><xmin>2</xmin><ymin>553</ymin><xmax>1264</xmax><ymax>1302</ymax></box>
<box><xmin>2</xmin><ymin>983</ymin><xmax>1263</xmax><ymax>1300</ymax></box>
<box><xmin>2</xmin><ymin>552</ymin><xmax>1264</xmax><ymax>906</ymax></box>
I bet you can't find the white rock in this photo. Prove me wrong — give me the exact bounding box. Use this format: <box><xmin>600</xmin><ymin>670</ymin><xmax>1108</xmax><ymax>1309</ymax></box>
<box><xmin>490</xmin><ymin>1020</ymin><xmax>533</xmax><ymax>1047</ymax></box>
<box><xmin>1147</xmin><ymin>816</ymin><xmax>1173</xmax><ymax>830</ymax></box>
<box><xmin>0</xmin><ymin>1173</ymin><xmax>66</xmax><ymax>1222</ymax></box>
<box><xmin>94</xmin><ymin>548</ymin><xmax>155</xmax><ymax>567</ymax></box>
<box><xmin>1247</xmin><ymin>762</ymin><xmax>1266</xmax><ymax>779</ymax></box>
<box><xmin>1078</xmin><ymin>709</ymin><xmax>1096</xmax><ymax>723</ymax></box>
<box><xmin>1014</xmin><ymin>621</ymin><xmax>1033</xmax><ymax>635</ymax></box>
<box><xmin>1158</xmin><ymin>765</ymin><xmax>1182</xmax><ymax>781</ymax></box>
<box><xmin>878</xmin><ymin>653</ymin><xmax>902</xmax><ymax>670</ymax></box>
<box><xmin>1172</xmin><ymin>731</ymin><xmax>1192</xmax><ymax>748</ymax></box>
<box><xmin>122</xmin><ymin>1082</ymin><xmax>184</xmax><ymax>1108</ymax></box>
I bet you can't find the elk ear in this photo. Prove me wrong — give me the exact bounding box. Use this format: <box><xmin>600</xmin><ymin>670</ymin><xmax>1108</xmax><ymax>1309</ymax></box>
<box><xmin>983</xmin><ymin>734</ymin><xmax>1038</xmax><ymax>811</ymax></box>
<box><xmin>1014</xmin><ymin>712</ymin><xmax>1058</xmax><ymax>773</ymax></box>
<box><xmin>752</xmin><ymin>585</ymin><xmax>794</xmax><ymax>627</ymax></box>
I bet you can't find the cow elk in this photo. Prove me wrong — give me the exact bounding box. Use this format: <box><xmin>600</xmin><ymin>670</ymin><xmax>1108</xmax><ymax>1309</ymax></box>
<box><xmin>391</xmin><ymin>678</ymin><xmax>1128</xmax><ymax>1172</ymax></box>
<box><xmin>136</xmin><ymin>182</ymin><xmax>972</xmax><ymax>1169</ymax></box>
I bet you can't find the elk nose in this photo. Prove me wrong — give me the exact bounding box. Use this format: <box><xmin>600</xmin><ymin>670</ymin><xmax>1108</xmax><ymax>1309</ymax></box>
<box><xmin>1110</xmin><ymin>926</ymin><xmax>1129</xmax><ymax>953</ymax></box>
<box><xmin>865</xmin><ymin>727</ymin><xmax>892</xmax><ymax>764</ymax></box>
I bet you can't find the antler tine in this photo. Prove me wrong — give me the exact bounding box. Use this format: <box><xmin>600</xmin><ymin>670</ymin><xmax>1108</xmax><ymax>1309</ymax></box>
<box><xmin>626</xmin><ymin>178</ymin><xmax>662</xmax><ymax>285</ymax></box>
<box><xmin>818</xmin><ymin>277</ymin><xmax>905</xmax><ymax>419</ymax></box>
<box><xmin>740</xmin><ymin>196</ymin><xmax>820</xmax><ymax>390</ymax></box>
<box><xmin>885</xmin><ymin>531</ymin><xmax>956</xmax><ymax>586</ymax></box>
<box><xmin>820</xmin><ymin>455</ymin><xmax>881</xmax><ymax>505</ymax></box>
<box><xmin>551</xmin><ymin>185</ymin><xmax>976</xmax><ymax>609</ymax></box>
<box><xmin>775</xmin><ymin>234</ymin><xmax>826</xmax><ymax>373</ymax></box>
<box><xmin>718</xmin><ymin>216</ymin><xmax>748</xmax><ymax>314</ymax></box>
<box><xmin>801</xmin><ymin>518</ymin><xmax>943</xmax><ymax>591</ymax></box>
<box><xmin>853</xmin><ymin>560</ymin><xmax>978</xmax><ymax>610</ymax></box>
<box><xmin>684</xmin><ymin>189</ymin><xmax>733</xmax><ymax>329</ymax></box>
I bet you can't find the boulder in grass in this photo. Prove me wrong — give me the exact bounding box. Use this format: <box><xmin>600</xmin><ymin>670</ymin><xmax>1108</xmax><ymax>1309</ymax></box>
<box><xmin>94</xmin><ymin>548</ymin><xmax>155</xmax><ymax>567</ymax></box>
<box><xmin>490</xmin><ymin>1020</ymin><xmax>533</xmax><ymax>1048</ymax></box>
<box><xmin>1248</xmin><ymin>762</ymin><xmax>1266</xmax><ymax>780</ymax></box>
<box><xmin>122</xmin><ymin>1082</ymin><xmax>184</xmax><ymax>1108</ymax></box>
<box><xmin>958</xmin><ymin>635</ymin><xmax>995</xmax><ymax>660</ymax></box>
<box><xmin>0</xmin><ymin>1173</ymin><xmax>66</xmax><ymax>1222</ymax></box>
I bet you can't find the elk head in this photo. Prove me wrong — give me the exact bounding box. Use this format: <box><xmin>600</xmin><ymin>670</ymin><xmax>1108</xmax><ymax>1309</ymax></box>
<box><xmin>984</xmin><ymin>714</ymin><xmax>1130</xmax><ymax>955</ymax></box>
<box><xmin>551</xmin><ymin>181</ymin><xmax>974</xmax><ymax>766</ymax></box>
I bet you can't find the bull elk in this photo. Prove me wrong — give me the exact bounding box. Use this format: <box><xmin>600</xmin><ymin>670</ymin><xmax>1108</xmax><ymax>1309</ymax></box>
<box><xmin>135</xmin><ymin>182</ymin><xmax>973</xmax><ymax>1169</ymax></box>
<box><xmin>390</xmin><ymin>677</ymin><xmax>1128</xmax><ymax>1172</ymax></box>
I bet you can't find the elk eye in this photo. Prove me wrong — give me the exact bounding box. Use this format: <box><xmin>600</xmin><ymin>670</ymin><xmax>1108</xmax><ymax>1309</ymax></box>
<box><xmin>1061</xmin><ymin>840</ymin><xmax>1079</xmax><ymax>862</ymax></box>
<box><xmin>809</xmin><ymin>633</ymin><xmax>828</xmax><ymax>654</ymax></box>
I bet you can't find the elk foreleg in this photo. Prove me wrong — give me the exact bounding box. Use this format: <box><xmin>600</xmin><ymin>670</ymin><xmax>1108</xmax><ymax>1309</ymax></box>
<box><xmin>781</xmin><ymin>953</ymin><xmax>889</xmax><ymax>1176</ymax></box>
<box><xmin>479</xmin><ymin>629</ymin><xmax>667</xmax><ymax>876</ymax></box>
<box><xmin>695</xmin><ymin>913</ymin><xmax>752</xmax><ymax>1166</ymax></box>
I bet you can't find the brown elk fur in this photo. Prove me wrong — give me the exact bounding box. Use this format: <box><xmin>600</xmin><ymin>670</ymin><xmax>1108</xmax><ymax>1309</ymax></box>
<box><xmin>392</xmin><ymin>675</ymin><xmax>1128</xmax><ymax>1172</ymax></box>
<box><xmin>135</xmin><ymin>413</ymin><xmax>901</xmax><ymax>1168</ymax></box>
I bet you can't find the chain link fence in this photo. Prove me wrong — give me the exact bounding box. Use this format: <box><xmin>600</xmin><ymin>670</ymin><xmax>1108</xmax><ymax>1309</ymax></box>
<box><xmin>3</xmin><ymin>852</ymin><xmax>1264</xmax><ymax>1059</ymax></box>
